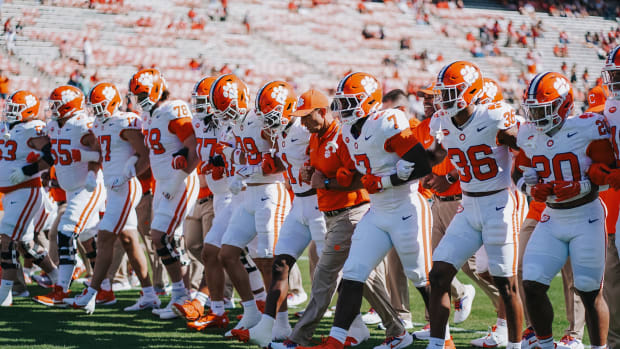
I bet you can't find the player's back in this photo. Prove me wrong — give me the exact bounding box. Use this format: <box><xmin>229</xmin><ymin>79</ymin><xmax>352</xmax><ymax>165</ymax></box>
<box><xmin>430</xmin><ymin>101</ymin><xmax>516</xmax><ymax>193</ymax></box>
<box><xmin>0</xmin><ymin>119</ymin><xmax>46</xmax><ymax>188</ymax></box>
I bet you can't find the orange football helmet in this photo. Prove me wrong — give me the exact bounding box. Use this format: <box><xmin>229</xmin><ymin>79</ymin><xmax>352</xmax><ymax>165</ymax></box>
<box><xmin>434</xmin><ymin>61</ymin><xmax>483</xmax><ymax>117</ymax></box>
<box><xmin>87</xmin><ymin>82</ymin><xmax>121</xmax><ymax>120</ymax></box>
<box><xmin>255</xmin><ymin>80</ymin><xmax>297</xmax><ymax>135</ymax></box>
<box><xmin>602</xmin><ymin>45</ymin><xmax>620</xmax><ymax>100</ymax></box>
<box><xmin>209</xmin><ymin>74</ymin><xmax>250</xmax><ymax>123</ymax></box>
<box><xmin>4</xmin><ymin>90</ymin><xmax>40</xmax><ymax>123</ymax></box>
<box><xmin>128</xmin><ymin>68</ymin><xmax>167</xmax><ymax>112</ymax></box>
<box><xmin>523</xmin><ymin>72</ymin><xmax>574</xmax><ymax>133</ymax></box>
<box><xmin>48</xmin><ymin>85</ymin><xmax>85</xmax><ymax>120</ymax></box>
<box><xmin>191</xmin><ymin>76</ymin><xmax>216</xmax><ymax>120</ymax></box>
<box><xmin>479</xmin><ymin>77</ymin><xmax>504</xmax><ymax>105</ymax></box>
<box><xmin>331</xmin><ymin>72</ymin><xmax>382</xmax><ymax>125</ymax></box>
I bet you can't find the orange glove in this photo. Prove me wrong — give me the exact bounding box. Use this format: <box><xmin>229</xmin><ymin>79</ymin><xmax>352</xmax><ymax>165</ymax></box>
<box><xmin>261</xmin><ymin>153</ymin><xmax>277</xmax><ymax>174</ymax></box>
<box><xmin>211</xmin><ymin>166</ymin><xmax>225</xmax><ymax>180</ymax></box>
<box><xmin>172</xmin><ymin>155</ymin><xmax>187</xmax><ymax>170</ymax></box>
<box><xmin>26</xmin><ymin>151</ymin><xmax>41</xmax><ymax>163</ymax></box>
<box><xmin>587</xmin><ymin>163</ymin><xmax>611</xmax><ymax>186</ymax></box>
<box><xmin>361</xmin><ymin>174</ymin><xmax>391</xmax><ymax>194</ymax></box>
<box><xmin>608</xmin><ymin>169</ymin><xmax>620</xmax><ymax>190</ymax></box>
<box><xmin>552</xmin><ymin>181</ymin><xmax>582</xmax><ymax>202</ymax></box>
<box><xmin>336</xmin><ymin>167</ymin><xmax>354</xmax><ymax>187</ymax></box>
<box><xmin>529</xmin><ymin>183</ymin><xmax>554</xmax><ymax>202</ymax></box>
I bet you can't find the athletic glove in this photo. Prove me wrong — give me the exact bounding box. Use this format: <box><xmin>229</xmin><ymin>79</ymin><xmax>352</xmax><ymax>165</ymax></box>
<box><xmin>361</xmin><ymin>174</ymin><xmax>392</xmax><ymax>194</ymax></box>
<box><xmin>553</xmin><ymin>180</ymin><xmax>590</xmax><ymax>202</ymax></box>
<box><xmin>9</xmin><ymin>168</ymin><xmax>27</xmax><ymax>185</ymax></box>
<box><xmin>527</xmin><ymin>183</ymin><xmax>554</xmax><ymax>202</ymax></box>
<box><xmin>171</xmin><ymin>148</ymin><xmax>188</xmax><ymax>170</ymax></box>
<box><xmin>261</xmin><ymin>153</ymin><xmax>277</xmax><ymax>175</ymax></box>
<box><xmin>396</xmin><ymin>160</ymin><xmax>415</xmax><ymax>181</ymax></box>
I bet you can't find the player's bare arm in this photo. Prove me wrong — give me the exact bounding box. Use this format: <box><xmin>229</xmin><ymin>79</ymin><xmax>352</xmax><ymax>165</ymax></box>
<box><xmin>122</xmin><ymin>128</ymin><xmax>150</xmax><ymax>176</ymax></box>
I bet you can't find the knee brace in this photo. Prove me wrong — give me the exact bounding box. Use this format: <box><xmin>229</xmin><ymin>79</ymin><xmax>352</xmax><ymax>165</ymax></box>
<box><xmin>57</xmin><ymin>232</ymin><xmax>77</xmax><ymax>266</ymax></box>
<box><xmin>272</xmin><ymin>254</ymin><xmax>296</xmax><ymax>281</ymax></box>
<box><xmin>0</xmin><ymin>241</ymin><xmax>20</xmax><ymax>269</ymax></box>
<box><xmin>85</xmin><ymin>239</ymin><xmax>97</xmax><ymax>260</ymax></box>
<box><xmin>19</xmin><ymin>241</ymin><xmax>48</xmax><ymax>265</ymax></box>
<box><xmin>157</xmin><ymin>234</ymin><xmax>188</xmax><ymax>266</ymax></box>
<box><xmin>240</xmin><ymin>247</ymin><xmax>258</xmax><ymax>274</ymax></box>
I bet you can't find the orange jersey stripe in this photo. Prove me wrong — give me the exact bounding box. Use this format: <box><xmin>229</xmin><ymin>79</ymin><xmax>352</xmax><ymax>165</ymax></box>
<box><xmin>11</xmin><ymin>187</ymin><xmax>36</xmax><ymax>240</ymax></box>
<box><xmin>112</xmin><ymin>180</ymin><xmax>134</xmax><ymax>235</ymax></box>
<box><xmin>75</xmin><ymin>184</ymin><xmax>103</xmax><ymax>234</ymax></box>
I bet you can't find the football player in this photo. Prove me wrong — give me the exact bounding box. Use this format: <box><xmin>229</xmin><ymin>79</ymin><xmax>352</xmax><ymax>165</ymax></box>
<box><xmin>0</xmin><ymin>91</ymin><xmax>58</xmax><ymax>306</ymax></box>
<box><xmin>230</xmin><ymin>83</ymin><xmax>328</xmax><ymax>347</ymax></box>
<box><xmin>599</xmin><ymin>46</ymin><xmax>620</xmax><ymax>349</ymax></box>
<box><xmin>298</xmin><ymin>72</ymin><xmax>437</xmax><ymax>349</ymax></box>
<box><xmin>425</xmin><ymin>61</ymin><xmax>523</xmax><ymax>349</ymax></box>
<box><xmin>516</xmin><ymin>72</ymin><xmax>612</xmax><ymax>349</ymax></box>
<box><xmin>128</xmin><ymin>68</ymin><xmax>200</xmax><ymax>319</ymax></box>
<box><xmin>64</xmin><ymin>82</ymin><xmax>159</xmax><ymax>313</ymax></box>
<box><xmin>31</xmin><ymin>85</ymin><xmax>106</xmax><ymax>306</ymax></box>
<box><xmin>209</xmin><ymin>74</ymin><xmax>291</xmax><ymax>336</ymax></box>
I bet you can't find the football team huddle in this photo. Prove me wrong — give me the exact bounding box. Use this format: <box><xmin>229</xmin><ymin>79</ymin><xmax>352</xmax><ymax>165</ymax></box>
<box><xmin>1</xmin><ymin>45</ymin><xmax>620</xmax><ymax>349</ymax></box>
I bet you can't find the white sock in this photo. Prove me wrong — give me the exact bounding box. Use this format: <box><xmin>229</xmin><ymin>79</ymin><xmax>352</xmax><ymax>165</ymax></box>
<box><xmin>0</xmin><ymin>279</ymin><xmax>13</xmax><ymax>303</ymax></box>
<box><xmin>47</xmin><ymin>268</ymin><xmax>59</xmax><ymax>284</ymax></box>
<box><xmin>428</xmin><ymin>337</ymin><xmax>445</xmax><ymax>348</ymax></box>
<box><xmin>86</xmin><ymin>286</ymin><xmax>98</xmax><ymax>298</ymax></box>
<box><xmin>1</xmin><ymin>279</ymin><xmax>14</xmax><ymax>288</ymax></box>
<box><xmin>172</xmin><ymin>280</ymin><xmax>185</xmax><ymax>293</ymax></box>
<box><xmin>538</xmin><ymin>336</ymin><xmax>554</xmax><ymax>349</ymax></box>
<box><xmin>591</xmin><ymin>346</ymin><xmax>606</xmax><ymax>349</ymax></box>
<box><xmin>195</xmin><ymin>291</ymin><xmax>209</xmax><ymax>305</ymax></box>
<box><xmin>58</xmin><ymin>264</ymin><xmax>75</xmax><ymax>292</ymax></box>
<box><xmin>329</xmin><ymin>326</ymin><xmax>348</xmax><ymax>344</ymax></box>
<box><xmin>101</xmin><ymin>278</ymin><xmax>111</xmax><ymax>291</ymax></box>
<box><xmin>507</xmin><ymin>342</ymin><xmax>521</xmax><ymax>349</ymax></box>
<box><xmin>496</xmin><ymin>318</ymin><xmax>507</xmax><ymax>328</ymax></box>
<box><xmin>142</xmin><ymin>286</ymin><xmax>155</xmax><ymax>297</ymax></box>
<box><xmin>248</xmin><ymin>270</ymin><xmax>264</xmax><ymax>293</ymax></box>
<box><xmin>23</xmin><ymin>267</ymin><xmax>32</xmax><ymax>276</ymax></box>
<box><xmin>445</xmin><ymin>324</ymin><xmax>451</xmax><ymax>340</ymax></box>
<box><xmin>241</xmin><ymin>299</ymin><xmax>260</xmax><ymax>319</ymax></box>
<box><xmin>211</xmin><ymin>300</ymin><xmax>225</xmax><ymax>316</ymax></box>
<box><xmin>254</xmin><ymin>290</ymin><xmax>267</xmax><ymax>302</ymax></box>
<box><xmin>259</xmin><ymin>313</ymin><xmax>275</xmax><ymax>329</ymax></box>
<box><xmin>276</xmin><ymin>311</ymin><xmax>289</xmax><ymax>327</ymax></box>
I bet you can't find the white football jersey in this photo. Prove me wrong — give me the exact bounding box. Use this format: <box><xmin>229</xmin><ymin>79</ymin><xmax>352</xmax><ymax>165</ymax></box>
<box><xmin>277</xmin><ymin>117</ymin><xmax>311</xmax><ymax>194</ymax></box>
<box><xmin>91</xmin><ymin>112</ymin><xmax>142</xmax><ymax>187</ymax></box>
<box><xmin>231</xmin><ymin>110</ymin><xmax>284</xmax><ymax>184</ymax></box>
<box><xmin>142</xmin><ymin>100</ymin><xmax>193</xmax><ymax>182</ymax></box>
<box><xmin>342</xmin><ymin>109</ymin><xmax>418</xmax><ymax>210</ymax></box>
<box><xmin>517</xmin><ymin>113</ymin><xmax>610</xmax><ymax>203</ymax></box>
<box><xmin>46</xmin><ymin>112</ymin><xmax>96</xmax><ymax>192</ymax></box>
<box><xmin>0</xmin><ymin>120</ymin><xmax>46</xmax><ymax>188</ymax></box>
<box><xmin>429</xmin><ymin>101</ymin><xmax>517</xmax><ymax>193</ymax></box>
<box><xmin>192</xmin><ymin>117</ymin><xmax>232</xmax><ymax>194</ymax></box>
<box><xmin>604</xmin><ymin>99</ymin><xmax>620</xmax><ymax>161</ymax></box>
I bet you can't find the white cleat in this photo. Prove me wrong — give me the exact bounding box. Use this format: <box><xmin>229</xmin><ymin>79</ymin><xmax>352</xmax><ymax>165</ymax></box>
<box><xmin>269</xmin><ymin>340</ymin><xmax>299</xmax><ymax>349</ymax></box>
<box><xmin>373</xmin><ymin>331</ymin><xmax>413</xmax><ymax>349</ymax></box>
<box><xmin>287</xmin><ymin>290</ymin><xmax>308</xmax><ymax>307</ymax></box>
<box><xmin>471</xmin><ymin>325</ymin><xmax>508</xmax><ymax>348</ymax></box>
<box><xmin>224</xmin><ymin>297</ymin><xmax>235</xmax><ymax>309</ymax></box>
<box><xmin>124</xmin><ymin>292</ymin><xmax>161</xmax><ymax>311</ymax></box>
<box><xmin>230</xmin><ymin>316</ymin><xmax>275</xmax><ymax>347</ymax></box>
<box><xmin>412</xmin><ymin>323</ymin><xmax>430</xmax><ymax>341</ymax></box>
<box><xmin>225</xmin><ymin>308</ymin><xmax>262</xmax><ymax>338</ymax></box>
<box><xmin>453</xmin><ymin>284</ymin><xmax>475</xmax><ymax>324</ymax></box>
<box><xmin>272</xmin><ymin>322</ymin><xmax>293</xmax><ymax>341</ymax></box>
<box><xmin>156</xmin><ymin>292</ymin><xmax>189</xmax><ymax>319</ymax></box>
<box><xmin>347</xmin><ymin>314</ymin><xmax>370</xmax><ymax>346</ymax></box>
<box><xmin>0</xmin><ymin>290</ymin><xmax>12</xmax><ymax>307</ymax></box>
<box><xmin>361</xmin><ymin>308</ymin><xmax>382</xmax><ymax>325</ymax></box>
<box><xmin>65</xmin><ymin>288</ymin><xmax>96</xmax><ymax>315</ymax></box>
<box><xmin>556</xmin><ymin>335</ymin><xmax>584</xmax><ymax>349</ymax></box>
<box><xmin>520</xmin><ymin>327</ymin><xmax>538</xmax><ymax>349</ymax></box>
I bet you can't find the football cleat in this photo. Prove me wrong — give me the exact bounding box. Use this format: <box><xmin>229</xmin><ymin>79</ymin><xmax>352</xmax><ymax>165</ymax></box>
<box><xmin>269</xmin><ymin>339</ymin><xmax>299</xmax><ymax>349</ymax></box>
<box><xmin>373</xmin><ymin>331</ymin><xmax>413</xmax><ymax>349</ymax></box>
<box><xmin>153</xmin><ymin>292</ymin><xmax>188</xmax><ymax>319</ymax></box>
<box><xmin>424</xmin><ymin>337</ymin><xmax>456</xmax><ymax>349</ymax></box>
<box><xmin>187</xmin><ymin>311</ymin><xmax>230</xmax><ymax>331</ymax></box>
<box><xmin>556</xmin><ymin>335</ymin><xmax>584</xmax><ymax>349</ymax></box>
<box><xmin>361</xmin><ymin>308</ymin><xmax>381</xmax><ymax>325</ymax></box>
<box><xmin>172</xmin><ymin>298</ymin><xmax>204</xmax><ymax>321</ymax></box>
<box><xmin>346</xmin><ymin>315</ymin><xmax>370</xmax><ymax>347</ymax></box>
<box><xmin>72</xmin><ymin>264</ymin><xmax>86</xmax><ymax>281</ymax></box>
<box><xmin>412</xmin><ymin>323</ymin><xmax>431</xmax><ymax>341</ymax></box>
<box><xmin>226</xmin><ymin>307</ymin><xmax>262</xmax><ymax>338</ymax></box>
<box><xmin>65</xmin><ymin>288</ymin><xmax>96</xmax><ymax>314</ymax></box>
<box><xmin>287</xmin><ymin>290</ymin><xmax>308</xmax><ymax>307</ymax></box>
<box><xmin>297</xmin><ymin>336</ymin><xmax>344</xmax><ymax>349</ymax></box>
<box><xmin>95</xmin><ymin>289</ymin><xmax>116</xmax><ymax>305</ymax></box>
<box><xmin>471</xmin><ymin>325</ymin><xmax>508</xmax><ymax>348</ymax></box>
<box><xmin>32</xmin><ymin>274</ymin><xmax>53</xmax><ymax>288</ymax></box>
<box><xmin>453</xmin><ymin>284</ymin><xmax>475</xmax><ymax>324</ymax></box>
<box><xmin>520</xmin><ymin>327</ymin><xmax>538</xmax><ymax>349</ymax></box>
<box><xmin>272</xmin><ymin>322</ymin><xmax>293</xmax><ymax>341</ymax></box>
<box><xmin>124</xmin><ymin>292</ymin><xmax>161</xmax><ymax>311</ymax></box>
<box><xmin>32</xmin><ymin>285</ymin><xmax>70</xmax><ymax>307</ymax></box>
<box><xmin>1</xmin><ymin>290</ymin><xmax>12</xmax><ymax>306</ymax></box>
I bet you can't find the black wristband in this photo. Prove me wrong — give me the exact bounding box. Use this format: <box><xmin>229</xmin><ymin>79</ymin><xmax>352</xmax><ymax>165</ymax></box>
<box><xmin>22</xmin><ymin>163</ymin><xmax>39</xmax><ymax>176</ymax></box>
<box><xmin>172</xmin><ymin>147</ymin><xmax>189</xmax><ymax>159</ymax></box>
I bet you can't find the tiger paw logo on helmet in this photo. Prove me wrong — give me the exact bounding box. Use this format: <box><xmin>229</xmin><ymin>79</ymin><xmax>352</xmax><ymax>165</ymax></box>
<box><xmin>553</xmin><ymin>77</ymin><xmax>570</xmax><ymax>97</ymax></box>
<box><xmin>61</xmin><ymin>89</ymin><xmax>80</xmax><ymax>104</ymax></box>
<box><xmin>483</xmin><ymin>81</ymin><xmax>498</xmax><ymax>100</ymax></box>
<box><xmin>361</xmin><ymin>76</ymin><xmax>378</xmax><ymax>94</ymax></box>
<box><xmin>461</xmin><ymin>65</ymin><xmax>480</xmax><ymax>85</ymax></box>
<box><xmin>25</xmin><ymin>94</ymin><xmax>38</xmax><ymax>108</ymax></box>
<box><xmin>102</xmin><ymin>86</ymin><xmax>117</xmax><ymax>101</ymax></box>
<box><xmin>271</xmin><ymin>86</ymin><xmax>288</xmax><ymax>105</ymax></box>
<box><xmin>222</xmin><ymin>82</ymin><xmax>238</xmax><ymax>99</ymax></box>
<box><xmin>138</xmin><ymin>72</ymin><xmax>154</xmax><ymax>88</ymax></box>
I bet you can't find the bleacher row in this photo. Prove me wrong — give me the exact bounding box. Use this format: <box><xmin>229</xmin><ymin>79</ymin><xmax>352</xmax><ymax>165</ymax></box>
<box><xmin>0</xmin><ymin>0</ymin><xmax>616</xmax><ymax>110</ymax></box>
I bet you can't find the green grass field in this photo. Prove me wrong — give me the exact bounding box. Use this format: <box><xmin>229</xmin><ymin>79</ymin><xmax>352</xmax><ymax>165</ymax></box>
<box><xmin>0</xmin><ymin>255</ymin><xmax>585</xmax><ymax>348</ymax></box>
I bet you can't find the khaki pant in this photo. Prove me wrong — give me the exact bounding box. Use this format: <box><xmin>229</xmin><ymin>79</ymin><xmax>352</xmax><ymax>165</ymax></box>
<box><xmin>518</xmin><ymin>218</ymin><xmax>585</xmax><ymax>338</ymax></box>
<box><xmin>291</xmin><ymin>204</ymin><xmax>403</xmax><ymax>344</ymax></box>
<box><xmin>308</xmin><ymin>240</ymin><xmax>319</xmax><ymax>279</ymax></box>
<box><xmin>604</xmin><ymin>234</ymin><xmax>620</xmax><ymax>348</ymax></box>
<box><xmin>185</xmin><ymin>196</ymin><xmax>214</xmax><ymax>290</ymax></box>
<box><xmin>386</xmin><ymin>248</ymin><xmax>411</xmax><ymax>322</ymax></box>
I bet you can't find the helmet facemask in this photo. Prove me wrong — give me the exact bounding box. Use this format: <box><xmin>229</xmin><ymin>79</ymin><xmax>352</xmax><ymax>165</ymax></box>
<box><xmin>602</xmin><ymin>68</ymin><xmax>620</xmax><ymax>101</ymax></box>
<box><xmin>330</xmin><ymin>93</ymin><xmax>368</xmax><ymax>125</ymax></box>
<box><xmin>524</xmin><ymin>97</ymin><xmax>566</xmax><ymax>133</ymax></box>
<box><xmin>4</xmin><ymin>101</ymin><xmax>25</xmax><ymax>123</ymax></box>
<box><xmin>434</xmin><ymin>81</ymin><xmax>469</xmax><ymax>118</ymax></box>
